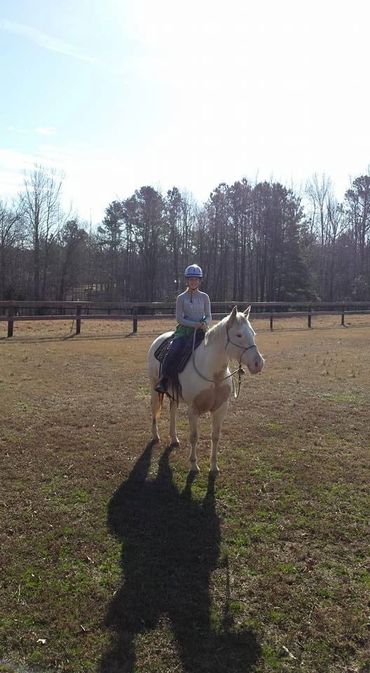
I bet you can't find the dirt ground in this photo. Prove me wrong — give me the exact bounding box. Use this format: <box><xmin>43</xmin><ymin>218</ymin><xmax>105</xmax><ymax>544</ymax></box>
<box><xmin>1</xmin><ymin>315</ymin><xmax>369</xmax><ymax>673</ymax></box>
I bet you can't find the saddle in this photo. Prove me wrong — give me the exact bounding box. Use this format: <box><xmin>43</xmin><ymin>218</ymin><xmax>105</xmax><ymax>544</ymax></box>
<box><xmin>154</xmin><ymin>333</ymin><xmax>173</xmax><ymax>364</ymax></box>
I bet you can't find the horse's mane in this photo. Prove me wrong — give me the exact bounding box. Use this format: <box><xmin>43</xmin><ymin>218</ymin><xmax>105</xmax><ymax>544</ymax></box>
<box><xmin>204</xmin><ymin>314</ymin><xmax>230</xmax><ymax>346</ymax></box>
<box><xmin>205</xmin><ymin>311</ymin><xmax>254</xmax><ymax>346</ymax></box>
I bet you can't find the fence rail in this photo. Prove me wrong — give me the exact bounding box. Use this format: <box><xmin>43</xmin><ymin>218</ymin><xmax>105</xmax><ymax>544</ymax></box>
<box><xmin>1</xmin><ymin>300</ymin><xmax>370</xmax><ymax>338</ymax></box>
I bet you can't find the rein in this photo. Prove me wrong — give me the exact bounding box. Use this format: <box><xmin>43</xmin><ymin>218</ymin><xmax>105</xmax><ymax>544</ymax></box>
<box><xmin>191</xmin><ymin>326</ymin><xmax>257</xmax><ymax>398</ymax></box>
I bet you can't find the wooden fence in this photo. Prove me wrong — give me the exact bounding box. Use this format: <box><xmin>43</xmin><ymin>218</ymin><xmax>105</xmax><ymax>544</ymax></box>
<box><xmin>1</xmin><ymin>300</ymin><xmax>370</xmax><ymax>338</ymax></box>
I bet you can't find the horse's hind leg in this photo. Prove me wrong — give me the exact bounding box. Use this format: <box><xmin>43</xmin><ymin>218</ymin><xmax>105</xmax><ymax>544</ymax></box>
<box><xmin>150</xmin><ymin>386</ymin><xmax>162</xmax><ymax>443</ymax></box>
<box><xmin>188</xmin><ymin>408</ymin><xmax>200</xmax><ymax>473</ymax></box>
<box><xmin>169</xmin><ymin>400</ymin><xmax>179</xmax><ymax>446</ymax></box>
<box><xmin>210</xmin><ymin>402</ymin><xmax>228</xmax><ymax>475</ymax></box>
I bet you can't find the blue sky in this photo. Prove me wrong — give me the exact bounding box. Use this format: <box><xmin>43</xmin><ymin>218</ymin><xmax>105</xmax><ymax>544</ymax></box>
<box><xmin>0</xmin><ymin>0</ymin><xmax>369</xmax><ymax>223</ymax></box>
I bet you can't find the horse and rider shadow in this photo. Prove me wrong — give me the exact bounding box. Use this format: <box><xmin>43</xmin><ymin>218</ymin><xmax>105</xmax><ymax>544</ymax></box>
<box><xmin>99</xmin><ymin>442</ymin><xmax>260</xmax><ymax>673</ymax></box>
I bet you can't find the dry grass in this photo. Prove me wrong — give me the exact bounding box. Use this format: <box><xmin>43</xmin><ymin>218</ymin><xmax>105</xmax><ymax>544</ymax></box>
<box><xmin>0</xmin><ymin>317</ymin><xmax>369</xmax><ymax>673</ymax></box>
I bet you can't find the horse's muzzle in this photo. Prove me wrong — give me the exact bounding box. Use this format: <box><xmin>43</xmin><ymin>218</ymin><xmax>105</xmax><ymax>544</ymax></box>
<box><xmin>251</xmin><ymin>354</ymin><xmax>264</xmax><ymax>374</ymax></box>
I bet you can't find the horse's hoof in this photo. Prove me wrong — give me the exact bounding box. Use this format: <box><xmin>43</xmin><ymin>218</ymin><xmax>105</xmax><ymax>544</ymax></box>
<box><xmin>209</xmin><ymin>467</ymin><xmax>220</xmax><ymax>477</ymax></box>
<box><xmin>190</xmin><ymin>463</ymin><xmax>200</xmax><ymax>474</ymax></box>
<box><xmin>170</xmin><ymin>438</ymin><xmax>180</xmax><ymax>447</ymax></box>
<box><xmin>152</xmin><ymin>436</ymin><xmax>160</xmax><ymax>444</ymax></box>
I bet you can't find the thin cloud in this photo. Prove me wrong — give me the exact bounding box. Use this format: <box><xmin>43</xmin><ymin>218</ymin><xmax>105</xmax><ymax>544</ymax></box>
<box><xmin>35</xmin><ymin>127</ymin><xmax>57</xmax><ymax>137</ymax></box>
<box><xmin>0</xmin><ymin>147</ymin><xmax>44</xmax><ymax>170</ymax></box>
<box><xmin>0</xmin><ymin>18</ymin><xmax>99</xmax><ymax>64</ymax></box>
<box><xmin>0</xmin><ymin>170</ymin><xmax>23</xmax><ymax>193</ymax></box>
<box><xmin>7</xmin><ymin>125</ymin><xmax>28</xmax><ymax>134</ymax></box>
<box><xmin>7</xmin><ymin>125</ymin><xmax>57</xmax><ymax>137</ymax></box>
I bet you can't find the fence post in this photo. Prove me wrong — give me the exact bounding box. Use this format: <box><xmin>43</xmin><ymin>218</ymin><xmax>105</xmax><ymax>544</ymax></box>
<box><xmin>341</xmin><ymin>305</ymin><xmax>345</xmax><ymax>326</ymax></box>
<box><xmin>308</xmin><ymin>305</ymin><xmax>312</xmax><ymax>328</ymax></box>
<box><xmin>132</xmin><ymin>308</ymin><xmax>138</xmax><ymax>333</ymax></box>
<box><xmin>76</xmin><ymin>305</ymin><xmax>81</xmax><ymax>335</ymax></box>
<box><xmin>7</xmin><ymin>305</ymin><xmax>14</xmax><ymax>338</ymax></box>
<box><xmin>270</xmin><ymin>312</ymin><xmax>273</xmax><ymax>331</ymax></box>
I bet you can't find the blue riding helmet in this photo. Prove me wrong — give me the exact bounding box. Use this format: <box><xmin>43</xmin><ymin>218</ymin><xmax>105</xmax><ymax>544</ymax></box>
<box><xmin>184</xmin><ymin>264</ymin><xmax>203</xmax><ymax>278</ymax></box>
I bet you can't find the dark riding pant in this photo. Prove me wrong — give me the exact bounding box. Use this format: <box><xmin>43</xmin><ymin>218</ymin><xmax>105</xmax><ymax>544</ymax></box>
<box><xmin>160</xmin><ymin>335</ymin><xmax>189</xmax><ymax>378</ymax></box>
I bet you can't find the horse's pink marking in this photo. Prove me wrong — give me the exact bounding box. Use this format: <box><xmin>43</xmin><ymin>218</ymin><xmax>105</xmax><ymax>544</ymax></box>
<box><xmin>192</xmin><ymin>384</ymin><xmax>230</xmax><ymax>415</ymax></box>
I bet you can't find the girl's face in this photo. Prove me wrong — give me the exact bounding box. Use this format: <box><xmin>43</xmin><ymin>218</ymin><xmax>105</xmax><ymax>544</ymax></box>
<box><xmin>187</xmin><ymin>277</ymin><xmax>201</xmax><ymax>291</ymax></box>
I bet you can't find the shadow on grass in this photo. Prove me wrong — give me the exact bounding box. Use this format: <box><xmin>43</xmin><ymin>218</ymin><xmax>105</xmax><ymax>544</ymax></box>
<box><xmin>99</xmin><ymin>441</ymin><xmax>260</xmax><ymax>673</ymax></box>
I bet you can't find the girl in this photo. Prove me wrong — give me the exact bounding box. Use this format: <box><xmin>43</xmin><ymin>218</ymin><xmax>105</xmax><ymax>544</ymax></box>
<box><xmin>155</xmin><ymin>264</ymin><xmax>212</xmax><ymax>393</ymax></box>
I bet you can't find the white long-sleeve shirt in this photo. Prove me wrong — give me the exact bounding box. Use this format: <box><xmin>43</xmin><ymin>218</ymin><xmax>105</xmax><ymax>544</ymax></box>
<box><xmin>175</xmin><ymin>289</ymin><xmax>212</xmax><ymax>328</ymax></box>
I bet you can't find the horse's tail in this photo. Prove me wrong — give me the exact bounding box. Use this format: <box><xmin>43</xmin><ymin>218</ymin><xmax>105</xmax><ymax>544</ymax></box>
<box><xmin>150</xmin><ymin>382</ymin><xmax>163</xmax><ymax>443</ymax></box>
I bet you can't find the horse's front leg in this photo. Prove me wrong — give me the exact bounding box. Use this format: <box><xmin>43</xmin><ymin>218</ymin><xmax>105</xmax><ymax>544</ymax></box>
<box><xmin>169</xmin><ymin>400</ymin><xmax>179</xmax><ymax>446</ymax></box>
<box><xmin>188</xmin><ymin>408</ymin><xmax>200</xmax><ymax>473</ymax></box>
<box><xmin>210</xmin><ymin>401</ymin><xmax>229</xmax><ymax>475</ymax></box>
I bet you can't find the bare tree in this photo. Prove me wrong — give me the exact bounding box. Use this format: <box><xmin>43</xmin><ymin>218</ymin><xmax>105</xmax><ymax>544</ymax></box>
<box><xmin>306</xmin><ymin>174</ymin><xmax>332</xmax><ymax>247</ymax></box>
<box><xmin>164</xmin><ymin>188</ymin><xmax>197</xmax><ymax>295</ymax></box>
<box><xmin>19</xmin><ymin>165</ymin><xmax>64</xmax><ymax>299</ymax></box>
<box><xmin>306</xmin><ymin>174</ymin><xmax>338</xmax><ymax>298</ymax></box>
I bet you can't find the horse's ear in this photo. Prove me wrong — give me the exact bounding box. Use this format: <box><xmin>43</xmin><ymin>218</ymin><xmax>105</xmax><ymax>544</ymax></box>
<box><xmin>244</xmin><ymin>305</ymin><xmax>251</xmax><ymax>318</ymax></box>
<box><xmin>227</xmin><ymin>305</ymin><xmax>238</xmax><ymax>327</ymax></box>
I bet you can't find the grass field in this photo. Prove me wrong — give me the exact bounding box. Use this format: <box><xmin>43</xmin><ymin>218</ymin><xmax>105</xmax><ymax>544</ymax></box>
<box><xmin>1</xmin><ymin>316</ymin><xmax>369</xmax><ymax>673</ymax></box>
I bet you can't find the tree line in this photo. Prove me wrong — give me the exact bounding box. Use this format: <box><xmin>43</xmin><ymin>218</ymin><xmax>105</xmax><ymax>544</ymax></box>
<box><xmin>1</xmin><ymin>165</ymin><xmax>370</xmax><ymax>303</ymax></box>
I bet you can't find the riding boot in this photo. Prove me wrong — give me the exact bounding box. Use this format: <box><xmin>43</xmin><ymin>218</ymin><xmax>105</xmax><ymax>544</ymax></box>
<box><xmin>155</xmin><ymin>376</ymin><xmax>168</xmax><ymax>393</ymax></box>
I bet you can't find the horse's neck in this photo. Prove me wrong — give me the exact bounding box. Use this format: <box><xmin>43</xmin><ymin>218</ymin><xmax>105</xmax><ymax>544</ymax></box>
<box><xmin>203</xmin><ymin>325</ymin><xmax>229</xmax><ymax>372</ymax></box>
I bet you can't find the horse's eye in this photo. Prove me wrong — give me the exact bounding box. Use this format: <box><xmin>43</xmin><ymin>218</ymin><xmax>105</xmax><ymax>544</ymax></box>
<box><xmin>236</xmin><ymin>333</ymin><xmax>242</xmax><ymax>338</ymax></box>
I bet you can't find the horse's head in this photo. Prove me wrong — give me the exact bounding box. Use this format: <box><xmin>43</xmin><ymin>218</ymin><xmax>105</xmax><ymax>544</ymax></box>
<box><xmin>225</xmin><ymin>306</ymin><xmax>264</xmax><ymax>374</ymax></box>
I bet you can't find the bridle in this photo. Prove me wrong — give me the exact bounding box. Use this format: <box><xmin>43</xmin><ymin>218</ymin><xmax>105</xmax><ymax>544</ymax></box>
<box><xmin>191</xmin><ymin>325</ymin><xmax>257</xmax><ymax>398</ymax></box>
<box><xmin>225</xmin><ymin>325</ymin><xmax>257</xmax><ymax>359</ymax></box>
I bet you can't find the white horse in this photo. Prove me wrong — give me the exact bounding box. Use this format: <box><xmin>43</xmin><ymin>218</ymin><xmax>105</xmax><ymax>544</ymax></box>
<box><xmin>147</xmin><ymin>306</ymin><xmax>264</xmax><ymax>475</ymax></box>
